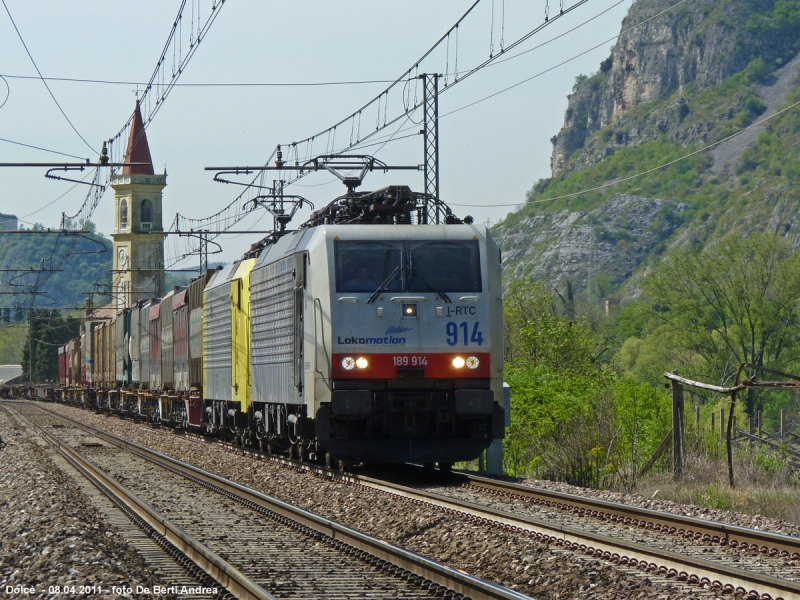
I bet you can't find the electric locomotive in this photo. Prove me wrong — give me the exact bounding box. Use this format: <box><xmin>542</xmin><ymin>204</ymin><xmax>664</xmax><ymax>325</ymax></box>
<box><xmin>204</xmin><ymin>181</ymin><xmax>505</xmax><ymax>468</ymax></box>
<box><xmin>57</xmin><ymin>162</ymin><xmax>505</xmax><ymax>469</ymax></box>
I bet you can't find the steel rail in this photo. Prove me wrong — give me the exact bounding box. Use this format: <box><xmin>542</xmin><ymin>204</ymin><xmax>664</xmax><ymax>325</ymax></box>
<box><xmin>19</xmin><ymin>402</ymin><xmax>530</xmax><ymax>600</ymax></box>
<box><xmin>455</xmin><ymin>471</ymin><xmax>800</xmax><ymax>557</ymax></box>
<box><xmin>4</xmin><ymin>404</ymin><xmax>274</xmax><ymax>600</ymax></box>
<box><xmin>75</xmin><ymin>407</ymin><xmax>800</xmax><ymax>599</ymax></box>
<box><xmin>108</xmin><ymin>421</ymin><xmax>800</xmax><ymax>600</ymax></box>
<box><xmin>185</xmin><ymin>435</ymin><xmax>800</xmax><ymax>600</ymax></box>
<box><xmin>339</xmin><ymin>474</ymin><xmax>800</xmax><ymax>600</ymax></box>
<box><xmin>210</xmin><ymin>436</ymin><xmax>800</xmax><ymax>561</ymax></box>
<box><xmin>29</xmin><ymin>399</ymin><xmax>800</xmax><ymax>598</ymax></box>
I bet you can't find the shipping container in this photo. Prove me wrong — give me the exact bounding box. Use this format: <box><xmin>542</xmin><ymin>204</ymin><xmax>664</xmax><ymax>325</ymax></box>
<box><xmin>140</xmin><ymin>300</ymin><xmax>155</xmax><ymax>389</ymax></box>
<box><xmin>189</xmin><ymin>270</ymin><xmax>216</xmax><ymax>391</ymax></box>
<box><xmin>58</xmin><ymin>345</ymin><xmax>67</xmax><ymax>386</ymax></box>
<box><xmin>81</xmin><ymin>320</ymin><xmax>100</xmax><ymax>386</ymax></box>
<box><xmin>149</xmin><ymin>301</ymin><xmax>162</xmax><ymax>390</ymax></box>
<box><xmin>130</xmin><ymin>301</ymin><xmax>141</xmax><ymax>384</ymax></box>
<box><xmin>160</xmin><ymin>289</ymin><xmax>177</xmax><ymax>389</ymax></box>
<box><xmin>68</xmin><ymin>338</ymin><xmax>80</xmax><ymax>387</ymax></box>
<box><xmin>173</xmin><ymin>289</ymin><xmax>189</xmax><ymax>391</ymax></box>
<box><xmin>115</xmin><ymin>310</ymin><xmax>131</xmax><ymax>385</ymax></box>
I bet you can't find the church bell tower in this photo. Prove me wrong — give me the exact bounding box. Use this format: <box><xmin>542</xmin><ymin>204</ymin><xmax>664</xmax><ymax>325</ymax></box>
<box><xmin>110</xmin><ymin>100</ymin><xmax>167</xmax><ymax>310</ymax></box>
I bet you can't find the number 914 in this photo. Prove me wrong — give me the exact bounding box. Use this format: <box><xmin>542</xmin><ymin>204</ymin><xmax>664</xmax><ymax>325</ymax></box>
<box><xmin>446</xmin><ymin>321</ymin><xmax>483</xmax><ymax>346</ymax></box>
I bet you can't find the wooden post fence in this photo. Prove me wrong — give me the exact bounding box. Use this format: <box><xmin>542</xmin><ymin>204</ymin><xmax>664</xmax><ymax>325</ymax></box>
<box><xmin>671</xmin><ymin>371</ymin><xmax>684</xmax><ymax>478</ymax></box>
<box><xmin>664</xmin><ymin>366</ymin><xmax>797</xmax><ymax>487</ymax></box>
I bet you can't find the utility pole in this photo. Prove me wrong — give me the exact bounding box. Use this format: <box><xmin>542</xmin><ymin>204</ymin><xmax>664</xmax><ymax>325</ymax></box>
<box><xmin>421</xmin><ymin>73</ymin><xmax>440</xmax><ymax>224</ymax></box>
<box><xmin>28</xmin><ymin>306</ymin><xmax>33</xmax><ymax>383</ymax></box>
<box><xmin>198</xmin><ymin>230</ymin><xmax>209</xmax><ymax>274</ymax></box>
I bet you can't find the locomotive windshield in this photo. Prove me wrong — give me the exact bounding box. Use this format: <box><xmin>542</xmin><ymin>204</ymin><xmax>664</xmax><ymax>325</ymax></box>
<box><xmin>335</xmin><ymin>239</ymin><xmax>482</xmax><ymax>293</ymax></box>
<box><xmin>335</xmin><ymin>241</ymin><xmax>403</xmax><ymax>293</ymax></box>
<box><xmin>409</xmin><ymin>240</ymin><xmax>481</xmax><ymax>292</ymax></box>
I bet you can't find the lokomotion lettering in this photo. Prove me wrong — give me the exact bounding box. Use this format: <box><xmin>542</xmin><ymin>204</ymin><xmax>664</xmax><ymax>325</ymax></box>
<box><xmin>337</xmin><ymin>336</ymin><xmax>406</xmax><ymax>345</ymax></box>
<box><xmin>338</xmin><ymin>325</ymin><xmax>410</xmax><ymax>345</ymax></box>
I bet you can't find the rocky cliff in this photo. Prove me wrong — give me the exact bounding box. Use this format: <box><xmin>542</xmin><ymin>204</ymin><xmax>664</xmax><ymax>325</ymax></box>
<box><xmin>496</xmin><ymin>0</ymin><xmax>800</xmax><ymax>299</ymax></box>
<box><xmin>551</xmin><ymin>0</ymin><xmax>799</xmax><ymax>176</ymax></box>
<box><xmin>497</xmin><ymin>194</ymin><xmax>687</xmax><ymax>294</ymax></box>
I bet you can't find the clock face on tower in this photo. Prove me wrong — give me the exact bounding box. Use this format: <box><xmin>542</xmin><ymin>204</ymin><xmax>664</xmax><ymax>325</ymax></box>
<box><xmin>118</xmin><ymin>247</ymin><xmax>128</xmax><ymax>269</ymax></box>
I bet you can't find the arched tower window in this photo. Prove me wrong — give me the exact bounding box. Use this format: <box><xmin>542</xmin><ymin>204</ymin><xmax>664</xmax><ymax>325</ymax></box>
<box><xmin>119</xmin><ymin>198</ymin><xmax>128</xmax><ymax>230</ymax></box>
<box><xmin>141</xmin><ymin>199</ymin><xmax>153</xmax><ymax>224</ymax></box>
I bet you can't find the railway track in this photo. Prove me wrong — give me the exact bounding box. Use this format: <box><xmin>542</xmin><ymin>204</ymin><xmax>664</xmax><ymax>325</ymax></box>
<box><xmin>5</xmin><ymin>401</ymin><xmax>528</xmax><ymax>600</ymax></box>
<box><xmin>340</xmin><ymin>468</ymin><xmax>800</xmax><ymax>600</ymax></box>
<box><xmin>181</xmin><ymin>427</ymin><xmax>800</xmax><ymax>600</ymax></box>
<box><xmin>22</xmin><ymin>399</ymin><xmax>800</xmax><ymax>599</ymax></box>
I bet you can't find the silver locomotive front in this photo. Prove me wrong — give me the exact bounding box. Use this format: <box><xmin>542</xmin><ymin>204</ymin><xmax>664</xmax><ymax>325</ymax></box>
<box><xmin>309</xmin><ymin>224</ymin><xmax>504</xmax><ymax>465</ymax></box>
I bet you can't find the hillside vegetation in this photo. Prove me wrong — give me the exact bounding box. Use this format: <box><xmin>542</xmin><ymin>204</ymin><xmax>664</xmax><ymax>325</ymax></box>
<box><xmin>494</xmin><ymin>0</ymin><xmax>800</xmax><ymax>517</ymax></box>
<box><xmin>0</xmin><ymin>223</ymin><xmax>112</xmax><ymax>310</ymax></box>
<box><xmin>497</xmin><ymin>0</ymin><xmax>800</xmax><ymax>296</ymax></box>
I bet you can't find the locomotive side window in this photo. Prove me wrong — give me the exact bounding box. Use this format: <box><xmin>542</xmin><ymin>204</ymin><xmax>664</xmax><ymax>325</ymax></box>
<box><xmin>408</xmin><ymin>241</ymin><xmax>481</xmax><ymax>292</ymax></box>
<box><xmin>335</xmin><ymin>241</ymin><xmax>403</xmax><ymax>293</ymax></box>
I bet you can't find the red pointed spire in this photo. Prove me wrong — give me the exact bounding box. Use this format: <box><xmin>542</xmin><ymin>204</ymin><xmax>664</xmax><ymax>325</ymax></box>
<box><xmin>122</xmin><ymin>100</ymin><xmax>154</xmax><ymax>175</ymax></box>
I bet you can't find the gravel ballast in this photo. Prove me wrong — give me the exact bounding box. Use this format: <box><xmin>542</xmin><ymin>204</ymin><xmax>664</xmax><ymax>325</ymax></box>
<box><xmin>515</xmin><ymin>477</ymin><xmax>800</xmax><ymax>539</ymax></box>
<box><xmin>34</xmin><ymin>402</ymin><xmax>727</xmax><ymax>599</ymax></box>
<box><xmin>0</xmin><ymin>405</ymin><xmax>158</xmax><ymax>598</ymax></box>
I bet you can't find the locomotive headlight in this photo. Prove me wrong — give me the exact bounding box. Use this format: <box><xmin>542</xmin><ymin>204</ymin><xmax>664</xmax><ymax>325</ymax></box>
<box><xmin>466</xmin><ymin>356</ymin><xmax>480</xmax><ymax>370</ymax></box>
<box><xmin>402</xmin><ymin>303</ymin><xmax>418</xmax><ymax>318</ymax></box>
<box><xmin>355</xmin><ymin>356</ymin><xmax>369</xmax><ymax>369</ymax></box>
<box><xmin>452</xmin><ymin>356</ymin><xmax>466</xmax><ymax>369</ymax></box>
<box><xmin>341</xmin><ymin>356</ymin><xmax>356</xmax><ymax>370</ymax></box>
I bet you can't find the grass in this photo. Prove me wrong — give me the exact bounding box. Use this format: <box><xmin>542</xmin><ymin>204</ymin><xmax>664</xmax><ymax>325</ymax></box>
<box><xmin>633</xmin><ymin>444</ymin><xmax>800</xmax><ymax>523</ymax></box>
<box><xmin>0</xmin><ymin>325</ymin><xmax>26</xmax><ymax>364</ymax></box>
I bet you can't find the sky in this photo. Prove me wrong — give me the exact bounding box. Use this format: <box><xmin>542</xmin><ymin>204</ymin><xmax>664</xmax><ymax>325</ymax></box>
<box><xmin>0</xmin><ymin>0</ymin><xmax>634</xmax><ymax>268</ymax></box>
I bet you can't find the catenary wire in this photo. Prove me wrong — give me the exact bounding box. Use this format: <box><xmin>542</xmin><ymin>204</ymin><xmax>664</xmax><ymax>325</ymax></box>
<box><xmin>346</xmin><ymin>0</ymin><xmax>689</xmax><ymax>154</ymax></box>
<box><xmin>473</xmin><ymin>0</ymin><xmax>627</xmax><ymax>69</ymax></box>
<box><xmin>1</xmin><ymin>0</ymin><xmax>96</xmax><ymax>154</ymax></box>
<box><xmin>19</xmin><ymin>172</ymin><xmax>94</xmax><ymax>220</ymax></box>
<box><xmin>0</xmin><ymin>74</ymin><xmax>397</xmax><ymax>87</ymax></box>
<box><xmin>297</xmin><ymin>0</ymin><xmax>642</xmax><ymax>161</ymax></box>
<box><xmin>448</xmin><ymin>97</ymin><xmax>800</xmax><ymax>208</ymax></box>
<box><xmin>0</xmin><ymin>75</ymin><xmax>9</xmax><ymax>109</ymax></box>
<box><xmin>443</xmin><ymin>0</ymin><xmax>688</xmax><ymax>119</ymax></box>
<box><xmin>0</xmin><ymin>136</ymin><xmax>88</xmax><ymax>160</ymax></box>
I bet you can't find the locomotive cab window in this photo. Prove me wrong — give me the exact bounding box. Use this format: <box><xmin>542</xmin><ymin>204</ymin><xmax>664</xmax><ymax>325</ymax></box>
<box><xmin>408</xmin><ymin>240</ymin><xmax>481</xmax><ymax>292</ymax></box>
<box><xmin>335</xmin><ymin>241</ymin><xmax>403</xmax><ymax>293</ymax></box>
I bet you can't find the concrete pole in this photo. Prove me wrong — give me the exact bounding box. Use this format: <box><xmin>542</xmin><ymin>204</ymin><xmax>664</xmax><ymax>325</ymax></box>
<box><xmin>486</xmin><ymin>383</ymin><xmax>510</xmax><ymax>476</ymax></box>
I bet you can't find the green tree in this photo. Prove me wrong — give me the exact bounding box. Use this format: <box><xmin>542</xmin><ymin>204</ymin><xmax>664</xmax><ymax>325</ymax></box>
<box><xmin>504</xmin><ymin>278</ymin><xmax>615</xmax><ymax>482</ymax></box>
<box><xmin>504</xmin><ymin>278</ymin><xmax>602</xmax><ymax>375</ymax></box>
<box><xmin>503</xmin><ymin>278</ymin><xmax>673</xmax><ymax>485</ymax></box>
<box><xmin>21</xmin><ymin>310</ymin><xmax>81</xmax><ymax>382</ymax></box>
<box><xmin>644</xmin><ymin>232</ymin><xmax>800</xmax><ymax>416</ymax></box>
